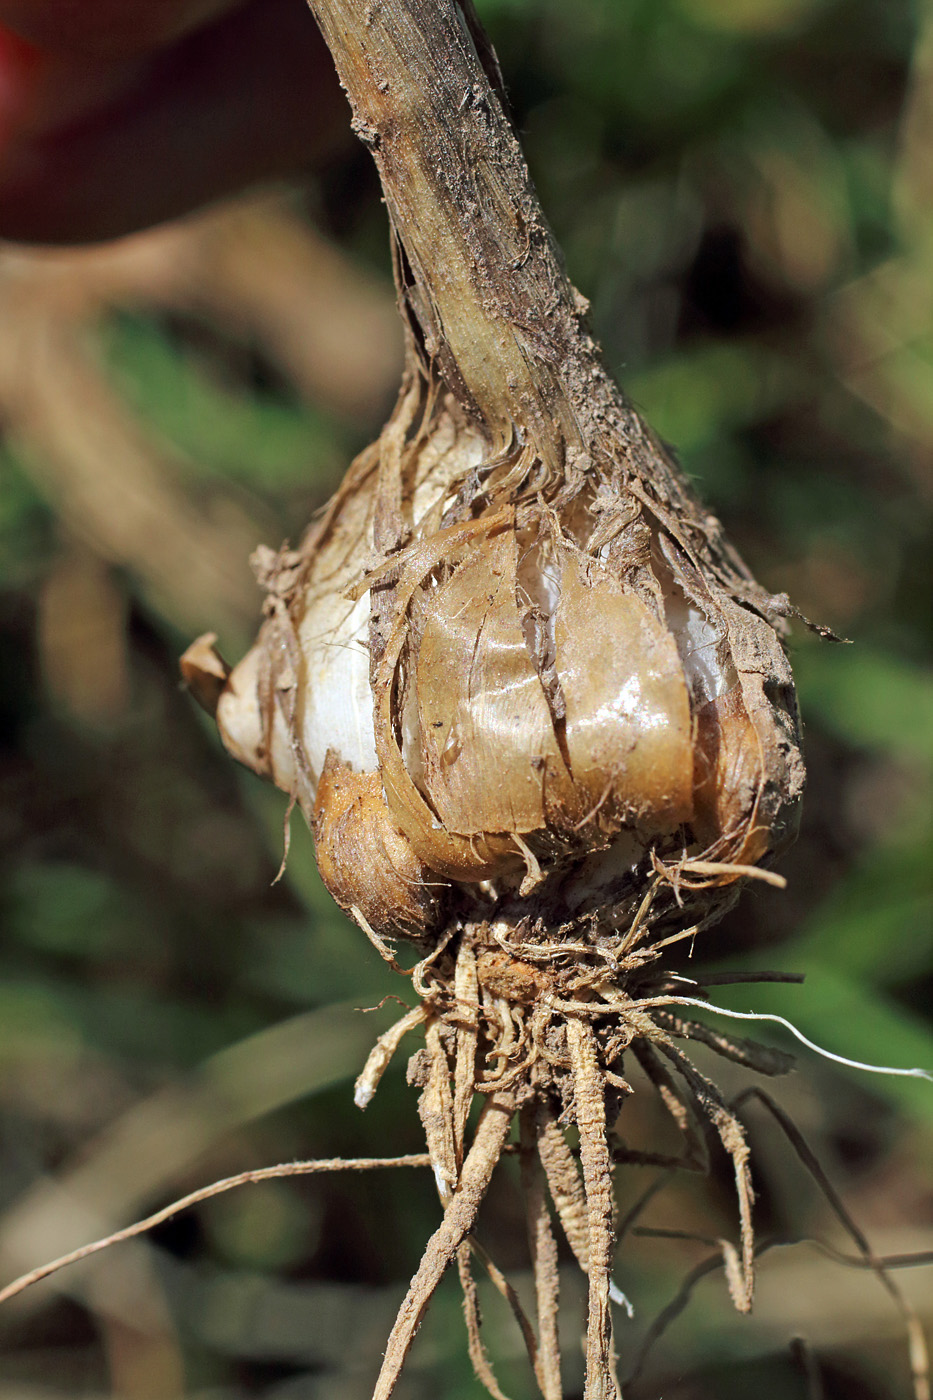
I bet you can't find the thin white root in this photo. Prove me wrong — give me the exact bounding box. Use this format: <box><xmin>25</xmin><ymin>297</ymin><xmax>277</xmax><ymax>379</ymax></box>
<box><xmin>654</xmin><ymin>997</ymin><xmax>933</xmax><ymax>1083</ymax></box>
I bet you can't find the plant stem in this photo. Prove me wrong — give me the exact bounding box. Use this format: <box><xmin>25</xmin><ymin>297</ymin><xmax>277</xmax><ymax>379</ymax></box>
<box><xmin>306</xmin><ymin>0</ymin><xmax>595</xmax><ymax>467</ymax></box>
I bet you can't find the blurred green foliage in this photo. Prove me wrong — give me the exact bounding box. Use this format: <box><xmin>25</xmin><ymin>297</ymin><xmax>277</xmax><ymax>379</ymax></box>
<box><xmin>0</xmin><ymin>0</ymin><xmax>930</xmax><ymax>1397</ymax></box>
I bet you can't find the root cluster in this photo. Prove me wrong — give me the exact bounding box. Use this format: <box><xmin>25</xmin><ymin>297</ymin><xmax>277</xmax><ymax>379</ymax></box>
<box><xmin>353</xmin><ymin>874</ymin><xmax>784</xmax><ymax>1399</ymax></box>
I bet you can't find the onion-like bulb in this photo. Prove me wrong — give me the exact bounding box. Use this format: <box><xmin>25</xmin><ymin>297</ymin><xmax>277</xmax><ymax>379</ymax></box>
<box><xmin>182</xmin><ymin>0</ymin><xmax>804</xmax><ymax>953</ymax></box>
<box><xmin>184</xmin><ymin>396</ymin><xmax>802</xmax><ymax>949</ymax></box>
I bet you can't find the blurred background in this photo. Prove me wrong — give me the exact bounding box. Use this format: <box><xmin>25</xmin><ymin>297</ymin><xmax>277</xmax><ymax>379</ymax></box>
<box><xmin>0</xmin><ymin>0</ymin><xmax>930</xmax><ymax>1396</ymax></box>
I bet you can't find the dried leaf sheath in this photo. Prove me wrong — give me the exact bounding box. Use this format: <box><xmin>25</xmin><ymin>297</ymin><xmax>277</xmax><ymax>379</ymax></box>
<box><xmin>181</xmin><ymin>1</ymin><xmax>808</xmax><ymax>1395</ymax></box>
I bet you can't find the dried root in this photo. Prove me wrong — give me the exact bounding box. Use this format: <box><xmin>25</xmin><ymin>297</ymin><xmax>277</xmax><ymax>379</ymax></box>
<box><xmin>566</xmin><ymin>1017</ymin><xmax>621</xmax><ymax>1399</ymax></box>
<box><xmin>520</xmin><ymin>1107</ymin><xmax>563</xmax><ymax>1400</ymax></box>
<box><xmin>2</xmin><ymin>944</ymin><xmax>927</xmax><ymax>1400</ymax></box>
<box><xmin>372</xmin><ymin>1086</ymin><xmax>516</xmax><ymax>1400</ymax></box>
<box><xmin>346</xmin><ymin>911</ymin><xmax>796</xmax><ymax>1398</ymax></box>
<box><xmin>458</xmin><ymin>1244</ymin><xmax>511</xmax><ymax>1400</ymax></box>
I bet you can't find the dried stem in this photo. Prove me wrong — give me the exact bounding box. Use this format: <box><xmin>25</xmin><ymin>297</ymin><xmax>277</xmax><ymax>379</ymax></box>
<box><xmin>305</xmin><ymin>0</ymin><xmax>590</xmax><ymax>463</ymax></box>
<box><xmin>301</xmin><ymin>0</ymin><xmax>739</xmax><ymax>554</ymax></box>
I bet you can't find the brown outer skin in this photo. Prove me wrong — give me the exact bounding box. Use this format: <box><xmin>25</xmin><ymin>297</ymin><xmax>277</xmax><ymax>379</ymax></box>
<box><xmin>215</xmin><ymin>0</ymin><xmax>804</xmax><ymax>939</ymax></box>
<box><xmin>312</xmin><ymin>753</ymin><xmax>440</xmax><ymax>941</ymax></box>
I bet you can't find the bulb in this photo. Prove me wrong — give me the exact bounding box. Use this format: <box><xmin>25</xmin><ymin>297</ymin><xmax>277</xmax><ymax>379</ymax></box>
<box><xmin>185</xmin><ymin>399</ymin><xmax>802</xmax><ymax>949</ymax></box>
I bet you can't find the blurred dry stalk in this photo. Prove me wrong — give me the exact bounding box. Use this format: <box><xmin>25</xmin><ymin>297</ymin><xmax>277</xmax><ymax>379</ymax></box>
<box><xmin>37</xmin><ymin>541</ymin><xmax>131</xmax><ymax>725</ymax></box>
<box><xmin>824</xmin><ymin>2</ymin><xmax>933</xmax><ymax>481</ymax></box>
<box><xmin>0</xmin><ymin>190</ymin><xmax>400</xmax><ymax>721</ymax></box>
<box><xmin>0</xmin><ymin>1006</ymin><xmax>378</xmax><ymax>1324</ymax></box>
<box><xmin>0</xmin><ymin>1003</ymin><xmax>388</xmax><ymax>1400</ymax></box>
